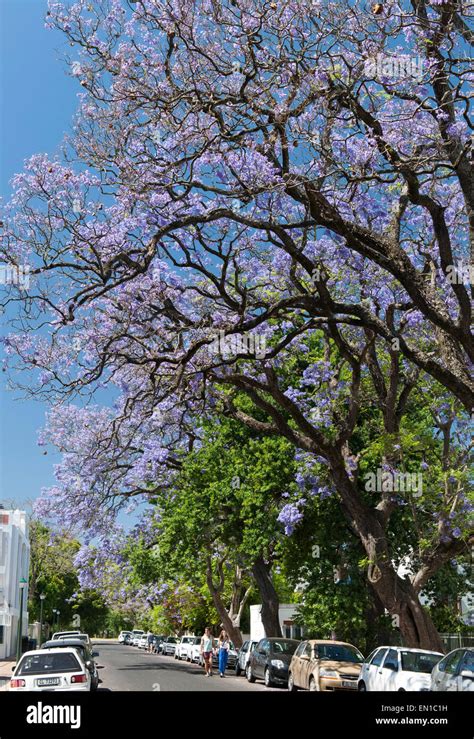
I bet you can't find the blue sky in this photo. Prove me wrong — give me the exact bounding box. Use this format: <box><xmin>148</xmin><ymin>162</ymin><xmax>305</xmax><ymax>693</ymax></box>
<box><xmin>0</xmin><ymin>0</ymin><xmax>78</xmax><ymax>509</ymax></box>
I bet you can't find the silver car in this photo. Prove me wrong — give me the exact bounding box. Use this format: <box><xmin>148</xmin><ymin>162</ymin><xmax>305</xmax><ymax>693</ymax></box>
<box><xmin>431</xmin><ymin>648</ymin><xmax>474</xmax><ymax>691</ymax></box>
<box><xmin>235</xmin><ymin>640</ymin><xmax>258</xmax><ymax>676</ymax></box>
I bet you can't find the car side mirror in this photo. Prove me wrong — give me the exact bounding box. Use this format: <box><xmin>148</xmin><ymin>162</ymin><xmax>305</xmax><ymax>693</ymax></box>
<box><xmin>460</xmin><ymin>670</ymin><xmax>474</xmax><ymax>679</ymax></box>
<box><xmin>11</xmin><ymin>665</ymin><xmax>16</xmax><ymax>671</ymax></box>
<box><xmin>92</xmin><ymin>651</ymin><xmax>99</xmax><ymax>657</ymax></box>
<box><xmin>258</xmin><ymin>649</ymin><xmax>266</xmax><ymax>655</ymax></box>
<box><xmin>300</xmin><ymin>654</ymin><xmax>310</xmax><ymax>661</ymax></box>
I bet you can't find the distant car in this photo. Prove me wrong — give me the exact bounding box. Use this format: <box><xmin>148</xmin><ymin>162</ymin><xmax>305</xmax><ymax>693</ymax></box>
<box><xmin>124</xmin><ymin>633</ymin><xmax>133</xmax><ymax>645</ymax></box>
<box><xmin>431</xmin><ymin>648</ymin><xmax>474</xmax><ymax>692</ymax></box>
<box><xmin>137</xmin><ymin>635</ymin><xmax>149</xmax><ymax>650</ymax></box>
<box><xmin>189</xmin><ymin>640</ymin><xmax>203</xmax><ymax>664</ymax></box>
<box><xmin>131</xmin><ymin>629</ymin><xmax>145</xmax><ymax>646</ymax></box>
<box><xmin>10</xmin><ymin>648</ymin><xmax>91</xmax><ymax>692</ymax></box>
<box><xmin>358</xmin><ymin>646</ymin><xmax>442</xmax><ymax>692</ymax></box>
<box><xmin>161</xmin><ymin>636</ymin><xmax>179</xmax><ymax>656</ymax></box>
<box><xmin>235</xmin><ymin>640</ymin><xmax>258</xmax><ymax>676</ymax></box>
<box><xmin>41</xmin><ymin>639</ymin><xmax>100</xmax><ymax>691</ymax></box>
<box><xmin>51</xmin><ymin>631</ymin><xmax>81</xmax><ymax>640</ymax></box>
<box><xmin>175</xmin><ymin>636</ymin><xmax>199</xmax><ymax>660</ymax></box>
<box><xmin>152</xmin><ymin>635</ymin><xmax>165</xmax><ymax>653</ymax></box>
<box><xmin>247</xmin><ymin>637</ymin><xmax>300</xmax><ymax>687</ymax></box>
<box><xmin>118</xmin><ymin>631</ymin><xmax>132</xmax><ymax>644</ymax></box>
<box><xmin>289</xmin><ymin>640</ymin><xmax>364</xmax><ymax>692</ymax></box>
<box><xmin>56</xmin><ymin>633</ymin><xmax>92</xmax><ymax>649</ymax></box>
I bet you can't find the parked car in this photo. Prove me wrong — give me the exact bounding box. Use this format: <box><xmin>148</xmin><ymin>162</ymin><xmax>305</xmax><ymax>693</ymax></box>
<box><xmin>288</xmin><ymin>640</ymin><xmax>364</xmax><ymax>692</ymax></box>
<box><xmin>51</xmin><ymin>631</ymin><xmax>81</xmax><ymax>640</ymax></box>
<box><xmin>189</xmin><ymin>640</ymin><xmax>203</xmax><ymax>664</ymax></box>
<box><xmin>235</xmin><ymin>640</ymin><xmax>258</xmax><ymax>676</ymax></box>
<box><xmin>175</xmin><ymin>636</ymin><xmax>199</xmax><ymax>660</ymax></box>
<box><xmin>137</xmin><ymin>634</ymin><xmax>149</xmax><ymax>650</ymax></box>
<box><xmin>131</xmin><ymin>629</ymin><xmax>145</xmax><ymax>646</ymax></box>
<box><xmin>247</xmin><ymin>637</ymin><xmax>300</xmax><ymax>687</ymax></box>
<box><xmin>152</xmin><ymin>635</ymin><xmax>165</xmax><ymax>653</ymax></box>
<box><xmin>56</xmin><ymin>633</ymin><xmax>92</xmax><ymax>649</ymax></box>
<box><xmin>124</xmin><ymin>633</ymin><xmax>133</xmax><ymax>645</ymax></box>
<box><xmin>118</xmin><ymin>631</ymin><xmax>132</xmax><ymax>644</ymax></box>
<box><xmin>41</xmin><ymin>639</ymin><xmax>100</xmax><ymax>691</ymax></box>
<box><xmin>10</xmin><ymin>648</ymin><xmax>91</xmax><ymax>692</ymax></box>
<box><xmin>161</xmin><ymin>636</ymin><xmax>179</xmax><ymax>656</ymax></box>
<box><xmin>358</xmin><ymin>646</ymin><xmax>443</xmax><ymax>692</ymax></box>
<box><xmin>431</xmin><ymin>648</ymin><xmax>474</xmax><ymax>692</ymax></box>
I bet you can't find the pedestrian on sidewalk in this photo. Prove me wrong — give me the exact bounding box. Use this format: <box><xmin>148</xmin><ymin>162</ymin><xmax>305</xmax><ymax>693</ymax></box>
<box><xmin>217</xmin><ymin>630</ymin><xmax>230</xmax><ymax>677</ymax></box>
<box><xmin>200</xmin><ymin>627</ymin><xmax>214</xmax><ymax>676</ymax></box>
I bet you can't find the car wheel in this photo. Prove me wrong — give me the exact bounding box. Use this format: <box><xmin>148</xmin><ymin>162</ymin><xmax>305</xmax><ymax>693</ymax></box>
<box><xmin>246</xmin><ymin>664</ymin><xmax>256</xmax><ymax>683</ymax></box>
<box><xmin>358</xmin><ymin>681</ymin><xmax>366</xmax><ymax>692</ymax></box>
<box><xmin>235</xmin><ymin>664</ymin><xmax>241</xmax><ymax>677</ymax></box>
<box><xmin>398</xmin><ymin>688</ymin><xmax>405</xmax><ymax>692</ymax></box>
<box><xmin>264</xmin><ymin>667</ymin><xmax>274</xmax><ymax>688</ymax></box>
<box><xmin>288</xmin><ymin>672</ymin><xmax>298</xmax><ymax>692</ymax></box>
<box><xmin>309</xmin><ymin>677</ymin><xmax>318</xmax><ymax>692</ymax></box>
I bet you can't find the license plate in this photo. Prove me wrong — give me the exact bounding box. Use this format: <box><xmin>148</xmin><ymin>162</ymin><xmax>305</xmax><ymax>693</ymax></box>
<box><xmin>37</xmin><ymin>677</ymin><xmax>60</xmax><ymax>687</ymax></box>
<box><xmin>342</xmin><ymin>680</ymin><xmax>356</xmax><ymax>689</ymax></box>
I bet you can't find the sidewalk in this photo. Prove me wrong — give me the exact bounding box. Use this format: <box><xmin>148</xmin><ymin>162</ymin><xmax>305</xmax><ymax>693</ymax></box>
<box><xmin>0</xmin><ymin>660</ymin><xmax>15</xmax><ymax>691</ymax></box>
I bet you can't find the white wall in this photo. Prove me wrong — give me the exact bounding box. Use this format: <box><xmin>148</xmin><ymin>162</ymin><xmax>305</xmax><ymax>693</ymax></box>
<box><xmin>0</xmin><ymin>510</ymin><xmax>30</xmax><ymax>659</ymax></box>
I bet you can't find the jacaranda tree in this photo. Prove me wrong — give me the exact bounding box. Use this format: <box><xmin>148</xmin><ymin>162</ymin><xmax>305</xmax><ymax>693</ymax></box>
<box><xmin>0</xmin><ymin>0</ymin><xmax>472</xmax><ymax>649</ymax></box>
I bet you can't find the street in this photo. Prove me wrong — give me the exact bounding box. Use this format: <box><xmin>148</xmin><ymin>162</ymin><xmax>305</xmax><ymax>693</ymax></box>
<box><xmin>94</xmin><ymin>641</ymin><xmax>277</xmax><ymax>692</ymax></box>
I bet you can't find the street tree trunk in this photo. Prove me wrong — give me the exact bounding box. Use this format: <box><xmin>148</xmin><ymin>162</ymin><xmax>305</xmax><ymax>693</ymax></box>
<box><xmin>251</xmin><ymin>556</ymin><xmax>282</xmax><ymax>638</ymax></box>
<box><xmin>329</xmin><ymin>455</ymin><xmax>446</xmax><ymax>652</ymax></box>
<box><xmin>205</xmin><ymin>556</ymin><xmax>244</xmax><ymax>647</ymax></box>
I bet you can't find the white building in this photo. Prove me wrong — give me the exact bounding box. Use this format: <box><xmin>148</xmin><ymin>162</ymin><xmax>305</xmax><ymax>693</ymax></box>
<box><xmin>0</xmin><ymin>508</ymin><xmax>30</xmax><ymax>659</ymax></box>
<box><xmin>250</xmin><ymin>604</ymin><xmax>304</xmax><ymax>642</ymax></box>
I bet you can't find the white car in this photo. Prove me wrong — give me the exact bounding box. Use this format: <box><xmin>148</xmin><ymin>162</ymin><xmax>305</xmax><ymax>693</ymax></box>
<box><xmin>358</xmin><ymin>646</ymin><xmax>443</xmax><ymax>691</ymax></box>
<box><xmin>137</xmin><ymin>635</ymin><xmax>148</xmax><ymax>650</ymax></box>
<box><xmin>118</xmin><ymin>631</ymin><xmax>132</xmax><ymax>644</ymax></box>
<box><xmin>52</xmin><ymin>631</ymin><xmax>81</xmax><ymax>640</ymax></box>
<box><xmin>431</xmin><ymin>648</ymin><xmax>474</xmax><ymax>691</ymax></box>
<box><xmin>131</xmin><ymin>629</ymin><xmax>145</xmax><ymax>646</ymax></box>
<box><xmin>175</xmin><ymin>636</ymin><xmax>200</xmax><ymax>660</ymax></box>
<box><xmin>10</xmin><ymin>648</ymin><xmax>91</xmax><ymax>692</ymax></box>
<box><xmin>161</xmin><ymin>636</ymin><xmax>179</xmax><ymax>656</ymax></box>
<box><xmin>189</xmin><ymin>640</ymin><xmax>203</xmax><ymax>664</ymax></box>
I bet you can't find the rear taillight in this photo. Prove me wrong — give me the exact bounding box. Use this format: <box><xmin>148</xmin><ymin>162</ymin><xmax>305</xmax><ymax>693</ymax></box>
<box><xmin>71</xmin><ymin>674</ymin><xmax>87</xmax><ymax>683</ymax></box>
<box><xmin>10</xmin><ymin>679</ymin><xmax>26</xmax><ymax>688</ymax></box>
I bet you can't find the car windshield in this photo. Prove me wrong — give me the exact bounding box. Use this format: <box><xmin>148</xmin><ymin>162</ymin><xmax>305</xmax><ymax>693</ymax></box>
<box><xmin>167</xmin><ymin>637</ymin><xmax>178</xmax><ymax>643</ymax></box>
<box><xmin>270</xmin><ymin>640</ymin><xmax>298</xmax><ymax>655</ymax></box>
<box><xmin>17</xmin><ymin>653</ymin><xmax>81</xmax><ymax>675</ymax></box>
<box><xmin>192</xmin><ymin>638</ymin><xmax>201</xmax><ymax>644</ymax></box>
<box><xmin>400</xmin><ymin>652</ymin><xmax>441</xmax><ymax>673</ymax></box>
<box><xmin>317</xmin><ymin>645</ymin><xmax>364</xmax><ymax>663</ymax></box>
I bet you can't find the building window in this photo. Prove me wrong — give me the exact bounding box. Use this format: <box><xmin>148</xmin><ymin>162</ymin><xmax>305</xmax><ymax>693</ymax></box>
<box><xmin>0</xmin><ymin>514</ymin><xmax>9</xmax><ymax>525</ymax></box>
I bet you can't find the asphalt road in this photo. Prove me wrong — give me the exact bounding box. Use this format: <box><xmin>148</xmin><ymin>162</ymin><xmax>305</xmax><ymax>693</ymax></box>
<box><xmin>93</xmin><ymin>641</ymin><xmax>278</xmax><ymax>692</ymax></box>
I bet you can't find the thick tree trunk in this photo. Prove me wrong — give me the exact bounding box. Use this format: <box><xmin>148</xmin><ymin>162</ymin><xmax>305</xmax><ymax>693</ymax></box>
<box><xmin>205</xmin><ymin>558</ymin><xmax>243</xmax><ymax>647</ymax></box>
<box><xmin>329</xmin><ymin>456</ymin><xmax>446</xmax><ymax>653</ymax></box>
<box><xmin>251</xmin><ymin>556</ymin><xmax>282</xmax><ymax>638</ymax></box>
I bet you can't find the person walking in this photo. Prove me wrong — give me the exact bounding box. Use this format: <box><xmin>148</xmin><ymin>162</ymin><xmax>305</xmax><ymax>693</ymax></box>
<box><xmin>147</xmin><ymin>631</ymin><xmax>154</xmax><ymax>653</ymax></box>
<box><xmin>218</xmin><ymin>629</ymin><xmax>231</xmax><ymax>677</ymax></box>
<box><xmin>200</xmin><ymin>627</ymin><xmax>214</xmax><ymax>676</ymax></box>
